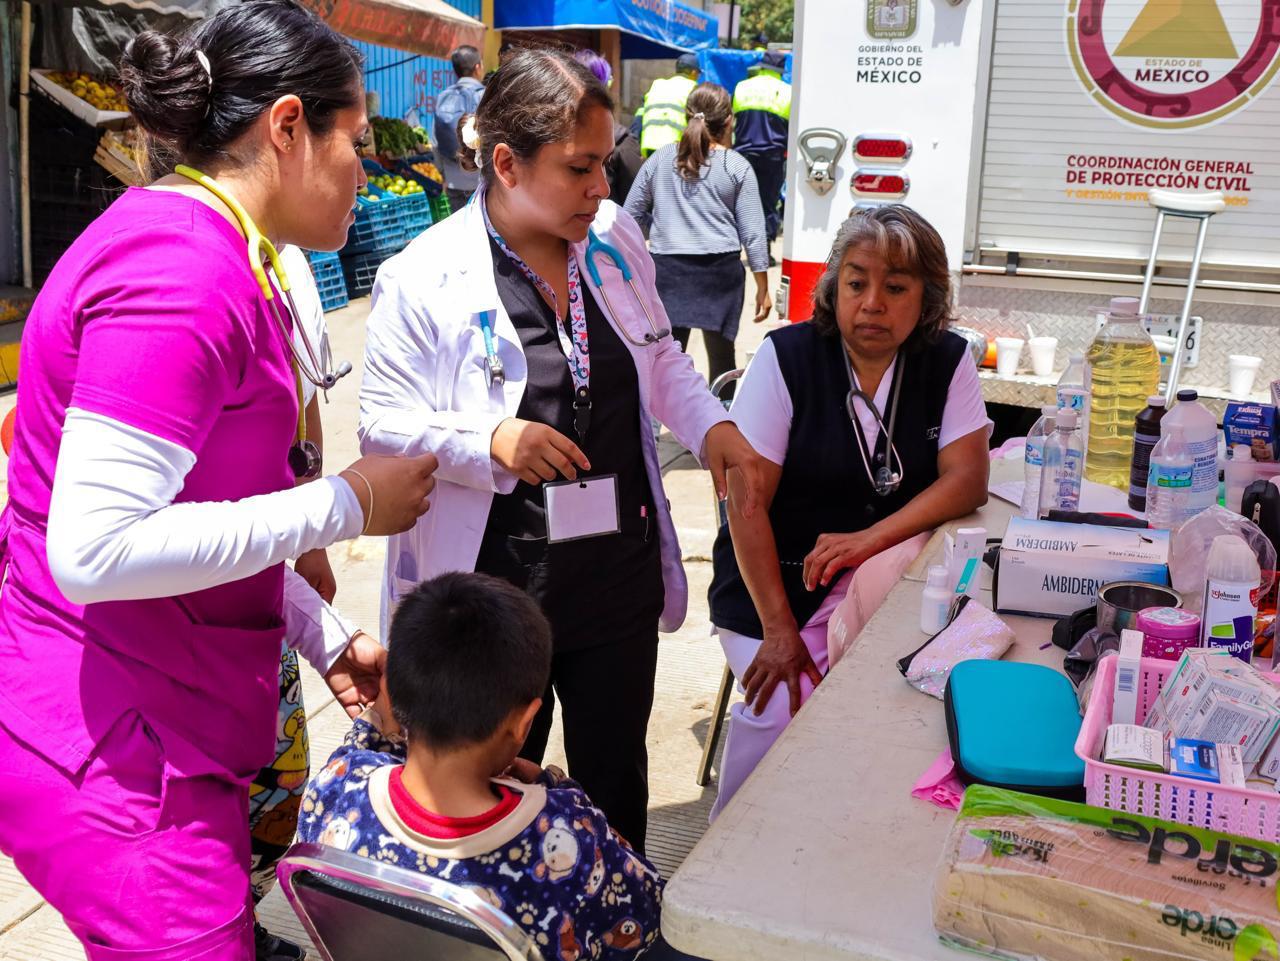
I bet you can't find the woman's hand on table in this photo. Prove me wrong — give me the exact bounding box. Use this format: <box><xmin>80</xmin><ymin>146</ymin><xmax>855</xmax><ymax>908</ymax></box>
<box><xmin>803</xmin><ymin>529</ymin><xmax>885</xmax><ymax>591</ymax></box>
<box><xmin>341</xmin><ymin>452</ymin><xmax>438</xmax><ymax>535</ymax></box>
<box><xmin>491</xmin><ymin>418</ymin><xmax>591</xmax><ymax>485</ymax></box>
<box><xmin>705</xmin><ymin>422</ymin><xmax>767</xmax><ymax>517</ymax></box>
<box><xmin>742</xmin><ymin>623</ymin><xmax>823</xmax><ymax>718</ymax></box>
<box><xmin>294</xmin><ymin>548</ymin><xmax>336</xmax><ymax>603</ymax></box>
<box><xmin>325</xmin><ymin>631</ymin><xmax>387</xmax><ymax>719</ymax></box>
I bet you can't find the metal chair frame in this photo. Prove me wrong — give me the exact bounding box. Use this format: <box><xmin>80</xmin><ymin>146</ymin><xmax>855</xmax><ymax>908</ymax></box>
<box><xmin>276</xmin><ymin>843</ymin><xmax>544</xmax><ymax>961</ymax></box>
<box><xmin>696</xmin><ymin>368</ymin><xmax>745</xmax><ymax>787</ymax></box>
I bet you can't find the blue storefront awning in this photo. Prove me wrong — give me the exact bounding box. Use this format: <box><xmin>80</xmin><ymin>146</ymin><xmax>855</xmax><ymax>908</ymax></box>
<box><xmin>494</xmin><ymin>0</ymin><xmax>719</xmax><ymax>59</ymax></box>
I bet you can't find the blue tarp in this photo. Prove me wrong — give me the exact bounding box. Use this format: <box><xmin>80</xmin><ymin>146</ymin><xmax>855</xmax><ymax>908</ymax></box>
<box><xmin>697</xmin><ymin>48</ymin><xmax>792</xmax><ymax>91</ymax></box>
<box><xmin>494</xmin><ymin>0</ymin><xmax>718</xmax><ymax>59</ymax></box>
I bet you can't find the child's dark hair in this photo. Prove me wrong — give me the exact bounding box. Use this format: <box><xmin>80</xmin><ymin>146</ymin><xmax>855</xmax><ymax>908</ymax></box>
<box><xmin>118</xmin><ymin>0</ymin><xmax>363</xmax><ymax>178</ymax></box>
<box><xmin>676</xmin><ymin>83</ymin><xmax>732</xmax><ymax>181</ymax></box>
<box><xmin>387</xmin><ymin>573</ymin><xmax>552</xmax><ymax>749</ymax></box>
<box><xmin>459</xmin><ymin>47</ymin><xmax>612</xmax><ymax>182</ymax></box>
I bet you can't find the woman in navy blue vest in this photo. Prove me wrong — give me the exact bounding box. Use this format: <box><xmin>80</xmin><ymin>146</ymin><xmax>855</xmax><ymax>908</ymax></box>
<box><xmin>707</xmin><ymin>205</ymin><xmax>991</xmax><ymax>818</ymax></box>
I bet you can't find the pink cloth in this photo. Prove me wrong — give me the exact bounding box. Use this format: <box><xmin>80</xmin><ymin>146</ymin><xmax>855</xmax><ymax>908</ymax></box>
<box><xmin>0</xmin><ymin>188</ymin><xmax>297</xmax><ymax>957</ymax></box>
<box><xmin>911</xmin><ymin>749</ymin><xmax>967</xmax><ymax>811</ymax></box>
<box><xmin>826</xmin><ymin>531</ymin><xmax>932</xmax><ymax>667</ymax></box>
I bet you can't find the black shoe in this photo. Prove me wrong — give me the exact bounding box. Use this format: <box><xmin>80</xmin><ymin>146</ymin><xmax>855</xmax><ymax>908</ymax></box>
<box><xmin>255</xmin><ymin>922</ymin><xmax>306</xmax><ymax>961</ymax></box>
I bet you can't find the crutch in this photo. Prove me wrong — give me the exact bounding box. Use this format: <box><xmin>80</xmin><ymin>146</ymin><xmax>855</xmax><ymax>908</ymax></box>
<box><xmin>1137</xmin><ymin>188</ymin><xmax>1225</xmax><ymax>404</ymax></box>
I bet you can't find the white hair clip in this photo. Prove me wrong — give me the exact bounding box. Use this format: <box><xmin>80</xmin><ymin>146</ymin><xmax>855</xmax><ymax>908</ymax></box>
<box><xmin>692</xmin><ymin>111</ymin><xmax>706</xmax><ymax>120</ymax></box>
<box><xmin>194</xmin><ymin>49</ymin><xmax>213</xmax><ymax>118</ymax></box>
<box><xmin>461</xmin><ymin>116</ymin><xmax>481</xmax><ymax>165</ymax></box>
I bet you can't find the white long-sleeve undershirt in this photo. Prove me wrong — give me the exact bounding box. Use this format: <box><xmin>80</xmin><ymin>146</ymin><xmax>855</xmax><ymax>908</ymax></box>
<box><xmin>47</xmin><ymin>408</ymin><xmax>364</xmax><ymax>672</ymax></box>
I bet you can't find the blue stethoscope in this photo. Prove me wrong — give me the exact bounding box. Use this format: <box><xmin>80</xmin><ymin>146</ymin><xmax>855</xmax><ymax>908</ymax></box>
<box><xmin>480</xmin><ymin>229</ymin><xmax>671</xmax><ymax>387</ymax></box>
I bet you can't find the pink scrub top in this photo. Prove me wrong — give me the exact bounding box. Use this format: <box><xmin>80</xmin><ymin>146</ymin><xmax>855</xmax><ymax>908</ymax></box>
<box><xmin>0</xmin><ymin>188</ymin><xmax>299</xmax><ymax>783</ymax></box>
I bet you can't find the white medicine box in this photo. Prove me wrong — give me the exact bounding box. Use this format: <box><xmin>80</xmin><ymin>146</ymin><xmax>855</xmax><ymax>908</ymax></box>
<box><xmin>994</xmin><ymin>517</ymin><xmax>1171</xmax><ymax>619</ymax></box>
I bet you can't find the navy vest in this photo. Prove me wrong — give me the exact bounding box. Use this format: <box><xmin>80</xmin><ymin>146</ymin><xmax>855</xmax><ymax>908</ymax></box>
<box><xmin>708</xmin><ymin>323</ymin><xmax>969</xmax><ymax>638</ymax></box>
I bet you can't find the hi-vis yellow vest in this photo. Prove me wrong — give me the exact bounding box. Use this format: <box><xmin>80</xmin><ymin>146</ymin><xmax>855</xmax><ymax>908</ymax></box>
<box><xmin>639</xmin><ymin>74</ymin><xmax>697</xmax><ymax>155</ymax></box>
<box><xmin>731</xmin><ymin>71</ymin><xmax>791</xmax><ymax>121</ymax></box>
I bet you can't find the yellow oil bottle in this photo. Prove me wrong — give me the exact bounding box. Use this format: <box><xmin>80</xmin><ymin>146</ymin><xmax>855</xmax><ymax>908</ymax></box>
<box><xmin>1084</xmin><ymin>296</ymin><xmax>1161</xmax><ymax>490</ymax></box>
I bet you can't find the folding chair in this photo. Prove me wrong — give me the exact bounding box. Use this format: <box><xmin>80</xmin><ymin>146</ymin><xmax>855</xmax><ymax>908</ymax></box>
<box><xmin>276</xmin><ymin>843</ymin><xmax>544</xmax><ymax>961</ymax></box>
<box><xmin>696</xmin><ymin>368</ymin><xmax>744</xmax><ymax>787</ymax></box>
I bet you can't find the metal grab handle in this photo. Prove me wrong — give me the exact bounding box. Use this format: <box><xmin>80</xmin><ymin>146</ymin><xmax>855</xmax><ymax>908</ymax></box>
<box><xmin>797</xmin><ymin>128</ymin><xmax>848</xmax><ymax>196</ymax></box>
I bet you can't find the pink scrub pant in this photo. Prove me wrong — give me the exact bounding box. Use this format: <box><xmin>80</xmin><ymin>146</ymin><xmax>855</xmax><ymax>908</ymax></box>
<box><xmin>0</xmin><ymin>711</ymin><xmax>255</xmax><ymax>960</ymax></box>
<box><xmin>710</xmin><ymin>533</ymin><xmax>931</xmax><ymax>821</ymax></box>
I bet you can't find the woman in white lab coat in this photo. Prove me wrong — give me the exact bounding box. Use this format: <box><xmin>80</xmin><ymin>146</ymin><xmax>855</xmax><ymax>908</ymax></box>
<box><xmin>359</xmin><ymin>48</ymin><xmax>766</xmax><ymax>850</ymax></box>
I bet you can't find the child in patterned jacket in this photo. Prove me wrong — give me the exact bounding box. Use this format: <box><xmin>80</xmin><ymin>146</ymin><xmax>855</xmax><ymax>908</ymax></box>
<box><xmin>297</xmin><ymin>572</ymin><xmax>664</xmax><ymax>960</ymax></box>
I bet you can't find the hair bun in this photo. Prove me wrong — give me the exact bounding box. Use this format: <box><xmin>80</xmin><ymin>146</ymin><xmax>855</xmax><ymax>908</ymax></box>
<box><xmin>119</xmin><ymin>32</ymin><xmax>210</xmax><ymax>155</ymax></box>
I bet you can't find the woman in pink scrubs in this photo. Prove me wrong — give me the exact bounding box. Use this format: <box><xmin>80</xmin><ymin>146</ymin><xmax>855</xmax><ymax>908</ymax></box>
<box><xmin>0</xmin><ymin>3</ymin><xmax>437</xmax><ymax>958</ymax></box>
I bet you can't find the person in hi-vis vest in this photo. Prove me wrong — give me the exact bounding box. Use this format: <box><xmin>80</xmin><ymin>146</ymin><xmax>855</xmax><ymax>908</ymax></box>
<box><xmin>732</xmin><ymin>50</ymin><xmax>791</xmax><ymax>244</ymax></box>
<box><xmin>637</xmin><ymin>52</ymin><xmax>700</xmax><ymax>156</ymax></box>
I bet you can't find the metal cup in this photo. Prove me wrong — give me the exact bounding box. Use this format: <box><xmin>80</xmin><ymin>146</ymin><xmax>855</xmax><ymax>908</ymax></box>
<box><xmin>1097</xmin><ymin>580</ymin><xmax>1183</xmax><ymax>635</ymax></box>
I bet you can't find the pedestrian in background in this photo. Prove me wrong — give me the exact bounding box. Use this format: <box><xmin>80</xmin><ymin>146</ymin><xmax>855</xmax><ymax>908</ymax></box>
<box><xmin>625</xmin><ymin>82</ymin><xmax>771</xmax><ymax>389</ymax></box>
<box><xmin>573</xmin><ymin>49</ymin><xmax>643</xmax><ymax>205</ymax></box>
<box><xmin>637</xmin><ymin>52</ymin><xmax>700</xmax><ymax>156</ymax></box>
<box><xmin>435</xmin><ymin>44</ymin><xmax>485</xmax><ymax>212</ymax></box>
<box><xmin>732</xmin><ymin>49</ymin><xmax>791</xmax><ymax>249</ymax></box>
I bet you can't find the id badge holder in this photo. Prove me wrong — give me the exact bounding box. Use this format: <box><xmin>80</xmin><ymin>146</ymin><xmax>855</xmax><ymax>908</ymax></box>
<box><xmin>544</xmin><ymin>474</ymin><xmax>621</xmax><ymax>543</ymax></box>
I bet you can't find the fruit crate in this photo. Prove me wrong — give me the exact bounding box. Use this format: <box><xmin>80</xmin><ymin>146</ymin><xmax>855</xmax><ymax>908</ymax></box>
<box><xmin>31</xmin><ymin>161</ymin><xmax>125</xmax><ymax>210</ymax></box>
<box><xmin>390</xmin><ymin>191</ymin><xmax>432</xmax><ymax>239</ymax></box>
<box><xmin>304</xmin><ymin>250</ymin><xmax>349</xmax><ymax>313</ymax></box>
<box><xmin>394</xmin><ymin>157</ymin><xmax>445</xmax><ymax>198</ymax></box>
<box><xmin>340</xmin><ymin>248</ymin><xmax>397</xmax><ymax>299</ymax></box>
<box><xmin>430</xmin><ymin>193</ymin><xmax>452</xmax><ymax>223</ymax></box>
<box><xmin>30</xmin><ymin>87</ymin><xmax>106</xmax><ymax>165</ymax></box>
<box><xmin>344</xmin><ymin>190</ymin><xmax>407</xmax><ymax>256</ymax></box>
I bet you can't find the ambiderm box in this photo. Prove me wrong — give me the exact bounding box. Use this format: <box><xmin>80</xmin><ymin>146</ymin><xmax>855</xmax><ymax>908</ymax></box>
<box><xmin>994</xmin><ymin>517</ymin><xmax>1170</xmax><ymax>619</ymax></box>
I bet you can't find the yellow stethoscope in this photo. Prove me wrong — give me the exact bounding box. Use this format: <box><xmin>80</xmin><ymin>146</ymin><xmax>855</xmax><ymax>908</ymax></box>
<box><xmin>478</xmin><ymin>229</ymin><xmax>672</xmax><ymax>388</ymax></box>
<box><xmin>174</xmin><ymin>165</ymin><xmax>353</xmax><ymax>477</ymax></box>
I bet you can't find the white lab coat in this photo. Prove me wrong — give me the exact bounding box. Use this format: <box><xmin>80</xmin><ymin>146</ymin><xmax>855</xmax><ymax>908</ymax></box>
<box><xmin>358</xmin><ymin>197</ymin><xmax>730</xmax><ymax>638</ymax></box>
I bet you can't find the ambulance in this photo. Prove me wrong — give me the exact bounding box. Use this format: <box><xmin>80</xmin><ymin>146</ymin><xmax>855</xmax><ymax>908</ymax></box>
<box><xmin>778</xmin><ymin>0</ymin><xmax>1280</xmax><ymax>405</ymax></box>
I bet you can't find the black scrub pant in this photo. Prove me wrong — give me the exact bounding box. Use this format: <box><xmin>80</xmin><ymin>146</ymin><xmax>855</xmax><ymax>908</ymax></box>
<box><xmin>674</xmin><ymin>326</ymin><xmax>737</xmax><ymax>394</ymax></box>
<box><xmin>744</xmin><ymin>151</ymin><xmax>786</xmax><ymax>242</ymax></box>
<box><xmin>520</xmin><ymin>629</ymin><xmax>660</xmax><ymax>854</ymax></box>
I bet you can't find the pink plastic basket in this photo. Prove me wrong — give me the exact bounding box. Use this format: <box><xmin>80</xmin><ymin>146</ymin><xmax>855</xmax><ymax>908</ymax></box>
<box><xmin>1076</xmin><ymin>654</ymin><xmax>1280</xmax><ymax>843</ymax></box>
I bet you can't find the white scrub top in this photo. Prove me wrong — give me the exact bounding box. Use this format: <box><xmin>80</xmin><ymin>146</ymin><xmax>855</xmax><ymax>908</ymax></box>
<box><xmin>280</xmin><ymin>245</ymin><xmax>330</xmax><ymax>408</ymax></box>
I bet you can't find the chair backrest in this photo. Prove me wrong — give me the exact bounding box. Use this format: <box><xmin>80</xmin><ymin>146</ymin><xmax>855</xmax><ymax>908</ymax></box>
<box><xmin>277</xmin><ymin>843</ymin><xmax>544</xmax><ymax>961</ymax></box>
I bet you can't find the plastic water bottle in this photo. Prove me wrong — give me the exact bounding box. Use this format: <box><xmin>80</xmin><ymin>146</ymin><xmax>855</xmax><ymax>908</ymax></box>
<box><xmin>1056</xmin><ymin>351</ymin><xmax>1089</xmax><ymax>444</ymax></box>
<box><xmin>1146</xmin><ymin>424</ymin><xmax>1194</xmax><ymax>530</ymax></box>
<box><xmin>1021</xmin><ymin>405</ymin><xmax>1057</xmax><ymax>518</ymax></box>
<box><xmin>1159</xmin><ymin>389</ymin><xmax>1219</xmax><ymax>516</ymax></box>
<box><xmin>1128</xmin><ymin>395</ymin><xmax>1167</xmax><ymax>512</ymax></box>
<box><xmin>1084</xmin><ymin>297</ymin><xmax>1160</xmax><ymax>490</ymax></box>
<box><xmin>1225</xmin><ymin>444</ymin><xmax>1256</xmax><ymax>515</ymax></box>
<box><xmin>1038</xmin><ymin>409</ymin><xmax>1084</xmax><ymax>517</ymax></box>
<box><xmin>1056</xmin><ymin>352</ymin><xmax>1088</xmax><ymax>413</ymax></box>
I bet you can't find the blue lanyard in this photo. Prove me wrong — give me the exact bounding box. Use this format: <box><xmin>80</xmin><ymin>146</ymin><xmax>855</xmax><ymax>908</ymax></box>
<box><xmin>480</xmin><ymin>192</ymin><xmax>593</xmax><ymax>442</ymax></box>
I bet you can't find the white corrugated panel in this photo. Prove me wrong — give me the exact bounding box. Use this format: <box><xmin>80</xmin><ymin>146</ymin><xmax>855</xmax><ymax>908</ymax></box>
<box><xmin>974</xmin><ymin>0</ymin><xmax>1280</xmax><ymax>269</ymax></box>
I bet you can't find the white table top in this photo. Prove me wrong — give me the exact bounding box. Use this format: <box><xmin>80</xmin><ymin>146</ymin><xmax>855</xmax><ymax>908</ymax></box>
<box><xmin>662</xmin><ymin>462</ymin><xmax>1064</xmax><ymax>961</ymax></box>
